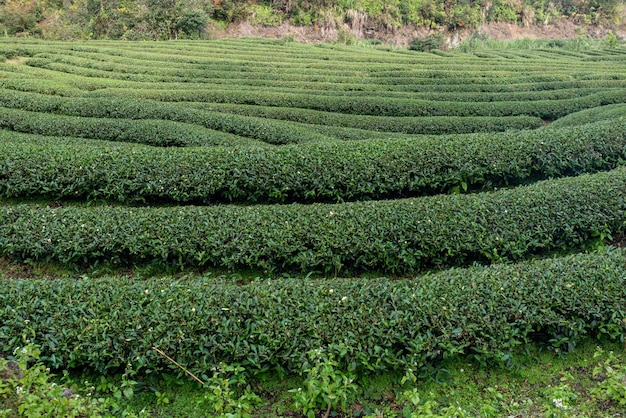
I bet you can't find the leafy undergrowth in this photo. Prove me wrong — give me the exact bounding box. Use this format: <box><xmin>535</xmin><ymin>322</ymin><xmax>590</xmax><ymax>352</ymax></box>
<box><xmin>3</xmin><ymin>341</ymin><xmax>623</xmax><ymax>417</ymax></box>
<box><xmin>127</xmin><ymin>342</ymin><xmax>626</xmax><ymax>417</ymax></box>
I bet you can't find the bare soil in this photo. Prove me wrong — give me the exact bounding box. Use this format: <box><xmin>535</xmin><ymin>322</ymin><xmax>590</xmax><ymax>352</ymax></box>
<box><xmin>210</xmin><ymin>18</ymin><xmax>625</xmax><ymax>47</ymax></box>
<box><xmin>4</xmin><ymin>57</ymin><xmax>25</xmax><ymax>65</ymax></box>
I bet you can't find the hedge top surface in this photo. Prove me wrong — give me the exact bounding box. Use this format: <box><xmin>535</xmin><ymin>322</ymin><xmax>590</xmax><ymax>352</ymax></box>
<box><xmin>1</xmin><ymin>248</ymin><xmax>625</xmax><ymax>374</ymax></box>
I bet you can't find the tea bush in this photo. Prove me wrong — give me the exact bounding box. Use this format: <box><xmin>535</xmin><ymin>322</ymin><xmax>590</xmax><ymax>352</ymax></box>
<box><xmin>87</xmin><ymin>87</ymin><xmax>626</xmax><ymax>119</ymax></box>
<box><xmin>188</xmin><ymin>103</ymin><xmax>545</xmax><ymax>134</ymax></box>
<box><xmin>547</xmin><ymin>104</ymin><xmax>626</xmax><ymax>128</ymax></box>
<box><xmin>0</xmin><ymin>90</ymin><xmax>330</xmax><ymax>145</ymax></box>
<box><xmin>0</xmin><ymin>107</ymin><xmax>251</xmax><ymax>147</ymax></box>
<box><xmin>0</xmin><ymin>167</ymin><xmax>625</xmax><ymax>273</ymax></box>
<box><xmin>1</xmin><ymin>39</ymin><xmax>626</xmax><ymax>396</ymax></box>
<box><xmin>1</xmin><ymin>117</ymin><xmax>624</xmax><ymax>204</ymax></box>
<box><xmin>0</xmin><ymin>249</ymin><xmax>624</xmax><ymax>375</ymax></box>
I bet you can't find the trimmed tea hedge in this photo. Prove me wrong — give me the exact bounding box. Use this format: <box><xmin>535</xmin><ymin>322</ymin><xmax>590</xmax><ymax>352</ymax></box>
<box><xmin>0</xmin><ymin>89</ymin><xmax>331</xmax><ymax>145</ymax></box>
<box><xmin>1</xmin><ymin>249</ymin><xmax>625</xmax><ymax>375</ymax></box>
<box><xmin>23</xmin><ymin>51</ymin><xmax>625</xmax><ymax>89</ymax></box>
<box><xmin>0</xmin><ymin>107</ymin><xmax>253</xmax><ymax>147</ymax></box>
<box><xmin>1</xmin><ymin>117</ymin><xmax>624</xmax><ymax>203</ymax></box>
<box><xmin>87</xmin><ymin>88</ymin><xmax>626</xmax><ymax>119</ymax></box>
<box><xmin>1</xmin><ymin>167</ymin><xmax>625</xmax><ymax>273</ymax></box>
<box><xmin>548</xmin><ymin>104</ymin><xmax>626</xmax><ymax>128</ymax></box>
<box><xmin>192</xmin><ymin>87</ymin><xmax>617</xmax><ymax>103</ymax></box>
<box><xmin>0</xmin><ymin>89</ymin><xmax>546</xmax><ymax>138</ymax></box>
<box><xmin>190</xmin><ymin>103</ymin><xmax>545</xmax><ymax>135</ymax></box>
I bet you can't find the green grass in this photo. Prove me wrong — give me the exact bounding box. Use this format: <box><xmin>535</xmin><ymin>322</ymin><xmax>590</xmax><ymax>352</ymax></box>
<box><xmin>54</xmin><ymin>340</ymin><xmax>625</xmax><ymax>417</ymax></box>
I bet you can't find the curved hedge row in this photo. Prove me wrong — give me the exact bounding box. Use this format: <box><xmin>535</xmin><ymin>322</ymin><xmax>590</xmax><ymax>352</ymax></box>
<box><xmin>0</xmin><ymin>90</ymin><xmax>331</xmax><ymax>145</ymax></box>
<box><xmin>14</xmin><ymin>39</ymin><xmax>622</xmax><ymax>66</ymax></box>
<box><xmin>1</xmin><ymin>249</ymin><xmax>625</xmax><ymax>375</ymax></box>
<box><xmin>6</xmin><ymin>62</ymin><xmax>626</xmax><ymax>95</ymax></box>
<box><xmin>191</xmin><ymin>103</ymin><xmax>545</xmax><ymax>134</ymax></box>
<box><xmin>548</xmin><ymin>104</ymin><xmax>626</xmax><ymax>128</ymax></box>
<box><xmin>35</xmin><ymin>49</ymin><xmax>589</xmax><ymax>74</ymax></box>
<box><xmin>7</xmin><ymin>72</ymin><xmax>617</xmax><ymax>104</ymax></box>
<box><xmin>23</xmin><ymin>58</ymin><xmax>626</xmax><ymax>96</ymax></box>
<box><xmin>300</xmin><ymin>87</ymin><xmax>619</xmax><ymax>103</ymax></box>
<box><xmin>88</xmin><ymin>88</ymin><xmax>626</xmax><ymax>119</ymax></box>
<box><xmin>0</xmin><ymin>107</ymin><xmax>256</xmax><ymax>147</ymax></box>
<box><xmin>0</xmin><ymin>87</ymin><xmax>546</xmax><ymax>137</ymax></box>
<box><xmin>29</xmin><ymin>52</ymin><xmax>579</xmax><ymax>80</ymax></box>
<box><xmin>28</xmin><ymin>49</ymin><xmax>624</xmax><ymax>82</ymax></box>
<box><xmin>8</xmin><ymin>40</ymin><xmax>624</xmax><ymax>70</ymax></box>
<box><xmin>2</xmin><ymin>118</ymin><xmax>624</xmax><ymax>204</ymax></box>
<box><xmin>1</xmin><ymin>167</ymin><xmax>625</xmax><ymax>274</ymax></box>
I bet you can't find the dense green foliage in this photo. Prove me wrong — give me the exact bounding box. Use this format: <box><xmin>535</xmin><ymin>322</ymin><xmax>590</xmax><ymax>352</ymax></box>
<box><xmin>547</xmin><ymin>103</ymin><xmax>626</xmax><ymax>128</ymax></box>
<box><xmin>0</xmin><ymin>90</ymin><xmax>332</xmax><ymax>145</ymax></box>
<box><xmin>1</xmin><ymin>249</ymin><xmax>625</xmax><ymax>375</ymax></box>
<box><xmin>0</xmin><ymin>344</ymin><xmax>110</xmax><ymax>417</ymax></box>
<box><xmin>1</xmin><ymin>39</ymin><xmax>626</xmax><ymax>394</ymax></box>
<box><xmin>0</xmin><ymin>0</ymin><xmax>624</xmax><ymax>40</ymax></box>
<box><xmin>86</xmin><ymin>87</ymin><xmax>626</xmax><ymax>119</ymax></box>
<box><xmin>1</xmin><ymin>167</ymin><xmax>625</xmax><ymax>273</ymax></box>
<box><xmin>1</xmin><ymin>117</ymin><xmax>624</xmax><ymax>204</ymax></box>
<box><xmin>0</xmin><ymin>106</ymin><xmax>254</xmax><ymax>147</ymax></box>
<box><xmin>0</xmin><ymin>40</ymin><xmax>625</xmax><ymax>271</ymax></box>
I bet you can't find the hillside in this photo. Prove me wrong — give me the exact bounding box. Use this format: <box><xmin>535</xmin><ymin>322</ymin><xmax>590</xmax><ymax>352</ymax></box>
<box><xmin>1</xmin><ymin>0</ymin><xmax>624</xmax><ymax>44</ymax></box>
<box><xmin>1</xmin><ymin>32</ymin><xmax>626</xmax><ymax>417</ymax></box>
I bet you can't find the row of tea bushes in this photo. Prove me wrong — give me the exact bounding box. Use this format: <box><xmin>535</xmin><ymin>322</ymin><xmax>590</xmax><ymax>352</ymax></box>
<box><xmin>13</xmin><ymin>68</ymin><xmax>612</xmax><ymax>104</ymax></box>
<box><xmin>24</xmin><ymin>50</ymin><xmax>623</xmax><ymax>86</ymax></box>
<box><xmin>0</xmin><ymin>72</ymin><xmax>598</xmax><ymax>100</ymax></box>
<box><xmin>23</xmin><ymin>53</ymin><xmax>579</xmax><ymax>81</ymax></box>
<box><xmin>87</xmin><ymin>88</ymin><xmax>626</xmax><ymax>119</ymax></box>
<box><xmin>1</xmin><ymin>249</ymin><xmax>624</xmax><ymax>375</ymax></box>
<box><xmin>0</xmin><ymin>107</ymin><xmax>256</xmax><ymax>147</ymax></box>
<box><xmin>4</xmin><ymin>60</ymin><xmax>625</xmax><ymax>96</ymax></box>
<box><xmin>1</xmin><ymin>167</ymin><xmax>625</xmax><ymax>273</ymax></box>
<box><xmin>190</xmin><ymin>103</ymin><xmax>545</xmax><ymax>134</ymax></box>
<box><xmin>0</xmin><ymin>90</ymin><xmax>331</xmax><ymax>145</ymax></box>
<box><xmin>3</xmin><ymin>76</ymin><xmax>620</xmax><ymax>102</ymax></box>
<box><xmin>1</xmin><ymin>118</ymin><xmax>624</xmax><ymax>203</ymax></box>
<box><xmin>10</xmin><ymin>38</ymin><xmax>624</xmax><ymax>64</ymax></box>
<box><xmin>12</xmin><ymin>55</ymin><xmax>626</xmax><ymax>95</ymax></box>
<box><xmin>6</xmin><ymin>38</ymin><xmax>624</xmax><ymax>70</ymax></box>
<box><xmin>257</xmin><ymin>87</ymin><xmax>621</xmax><ymax>103</ymax></box>
<box><xmin>547</xmin><ymin>104</ymin><xmax>626</xmax><ymax>128</ymax></box>
<box><xmin>0</xmin><ymin>87</ymin><xmax>545</xmax><ymax>137</ymax></box>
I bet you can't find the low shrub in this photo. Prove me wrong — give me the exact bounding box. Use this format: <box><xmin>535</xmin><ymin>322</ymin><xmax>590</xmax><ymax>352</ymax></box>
<box><xmin>189</xmin><ymin>102</ymin><xmax>545</xmax><ymax>135</ymax></box>
<box><xmin>409</xmin><ymin>34</ymin><xmax>446</xmax><ymax>52</ymax></box>
<box><xmin>0</xmin><ymin>249</ymin><xmax>625</xmax><ymax>376</ymax></box>
<box><xmin>591</xmin><ymin>347</ymin><xmax>626</xmax><ymax>407</ymax></box>
<box><xmin>87</xmin><ymin>87</ymin><xmax>626</xmax><ymax>119</ymax></box>
<box><xmin>0</xmin><ymin>117</ymin><xmax>624</xmax><ymax>204</ymax></box>
<box><xmin>0</xmin><ymin>89</ymin><xmax>331</xmax><ymax>145</ymax></box>
<box><xmin>0</xmin><ymin>107</ymin><xmax>252</xmax><ymax>147</ymax></box>
<box><xmin>548</xmin><ymin>104</ymin><xmax>626</xmax><ymax>128</ymax></box>
<box><xmin>0</xmin><ymin>167</ymin><xmax>625</xmax><ymax>273</ymax></box>
<box><xmin>0</xmin><ymin>343</ymin><xmax>110</xmax><ymax>417</ymax></box>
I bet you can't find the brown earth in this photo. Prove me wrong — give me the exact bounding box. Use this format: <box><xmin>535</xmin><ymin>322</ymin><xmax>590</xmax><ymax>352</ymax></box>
<box><xmin>5</xmin><ymin>57</ymin><xmax>25</xmax><ymax>65</ymax></box>
<box><xmin>210</xmin><ymin>18</ymin><xmax>626</xmax><ymax>47</ymax></box>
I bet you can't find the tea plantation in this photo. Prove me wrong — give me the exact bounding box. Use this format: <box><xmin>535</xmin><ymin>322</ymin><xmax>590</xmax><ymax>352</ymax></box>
<box><xmin>1</xmin><ymin>38</ymin><xmax>625</xmax><ymax>400</ymax></box>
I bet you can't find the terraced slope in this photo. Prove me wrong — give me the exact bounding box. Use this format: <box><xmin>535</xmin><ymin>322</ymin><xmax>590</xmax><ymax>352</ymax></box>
<box><xmin>1</xmin><ymin>39</ymin><xmax>625</xmax><ymax>375</ymax></box>
<box><xmin>0</xmin><ymin>39</ymin><xmax>626</xmax><ymax>272</ymax></box>
<box><xmin>1</xmin><ymin>40</ymin><xmax>625</xmax><ymax>236</ymax></box>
